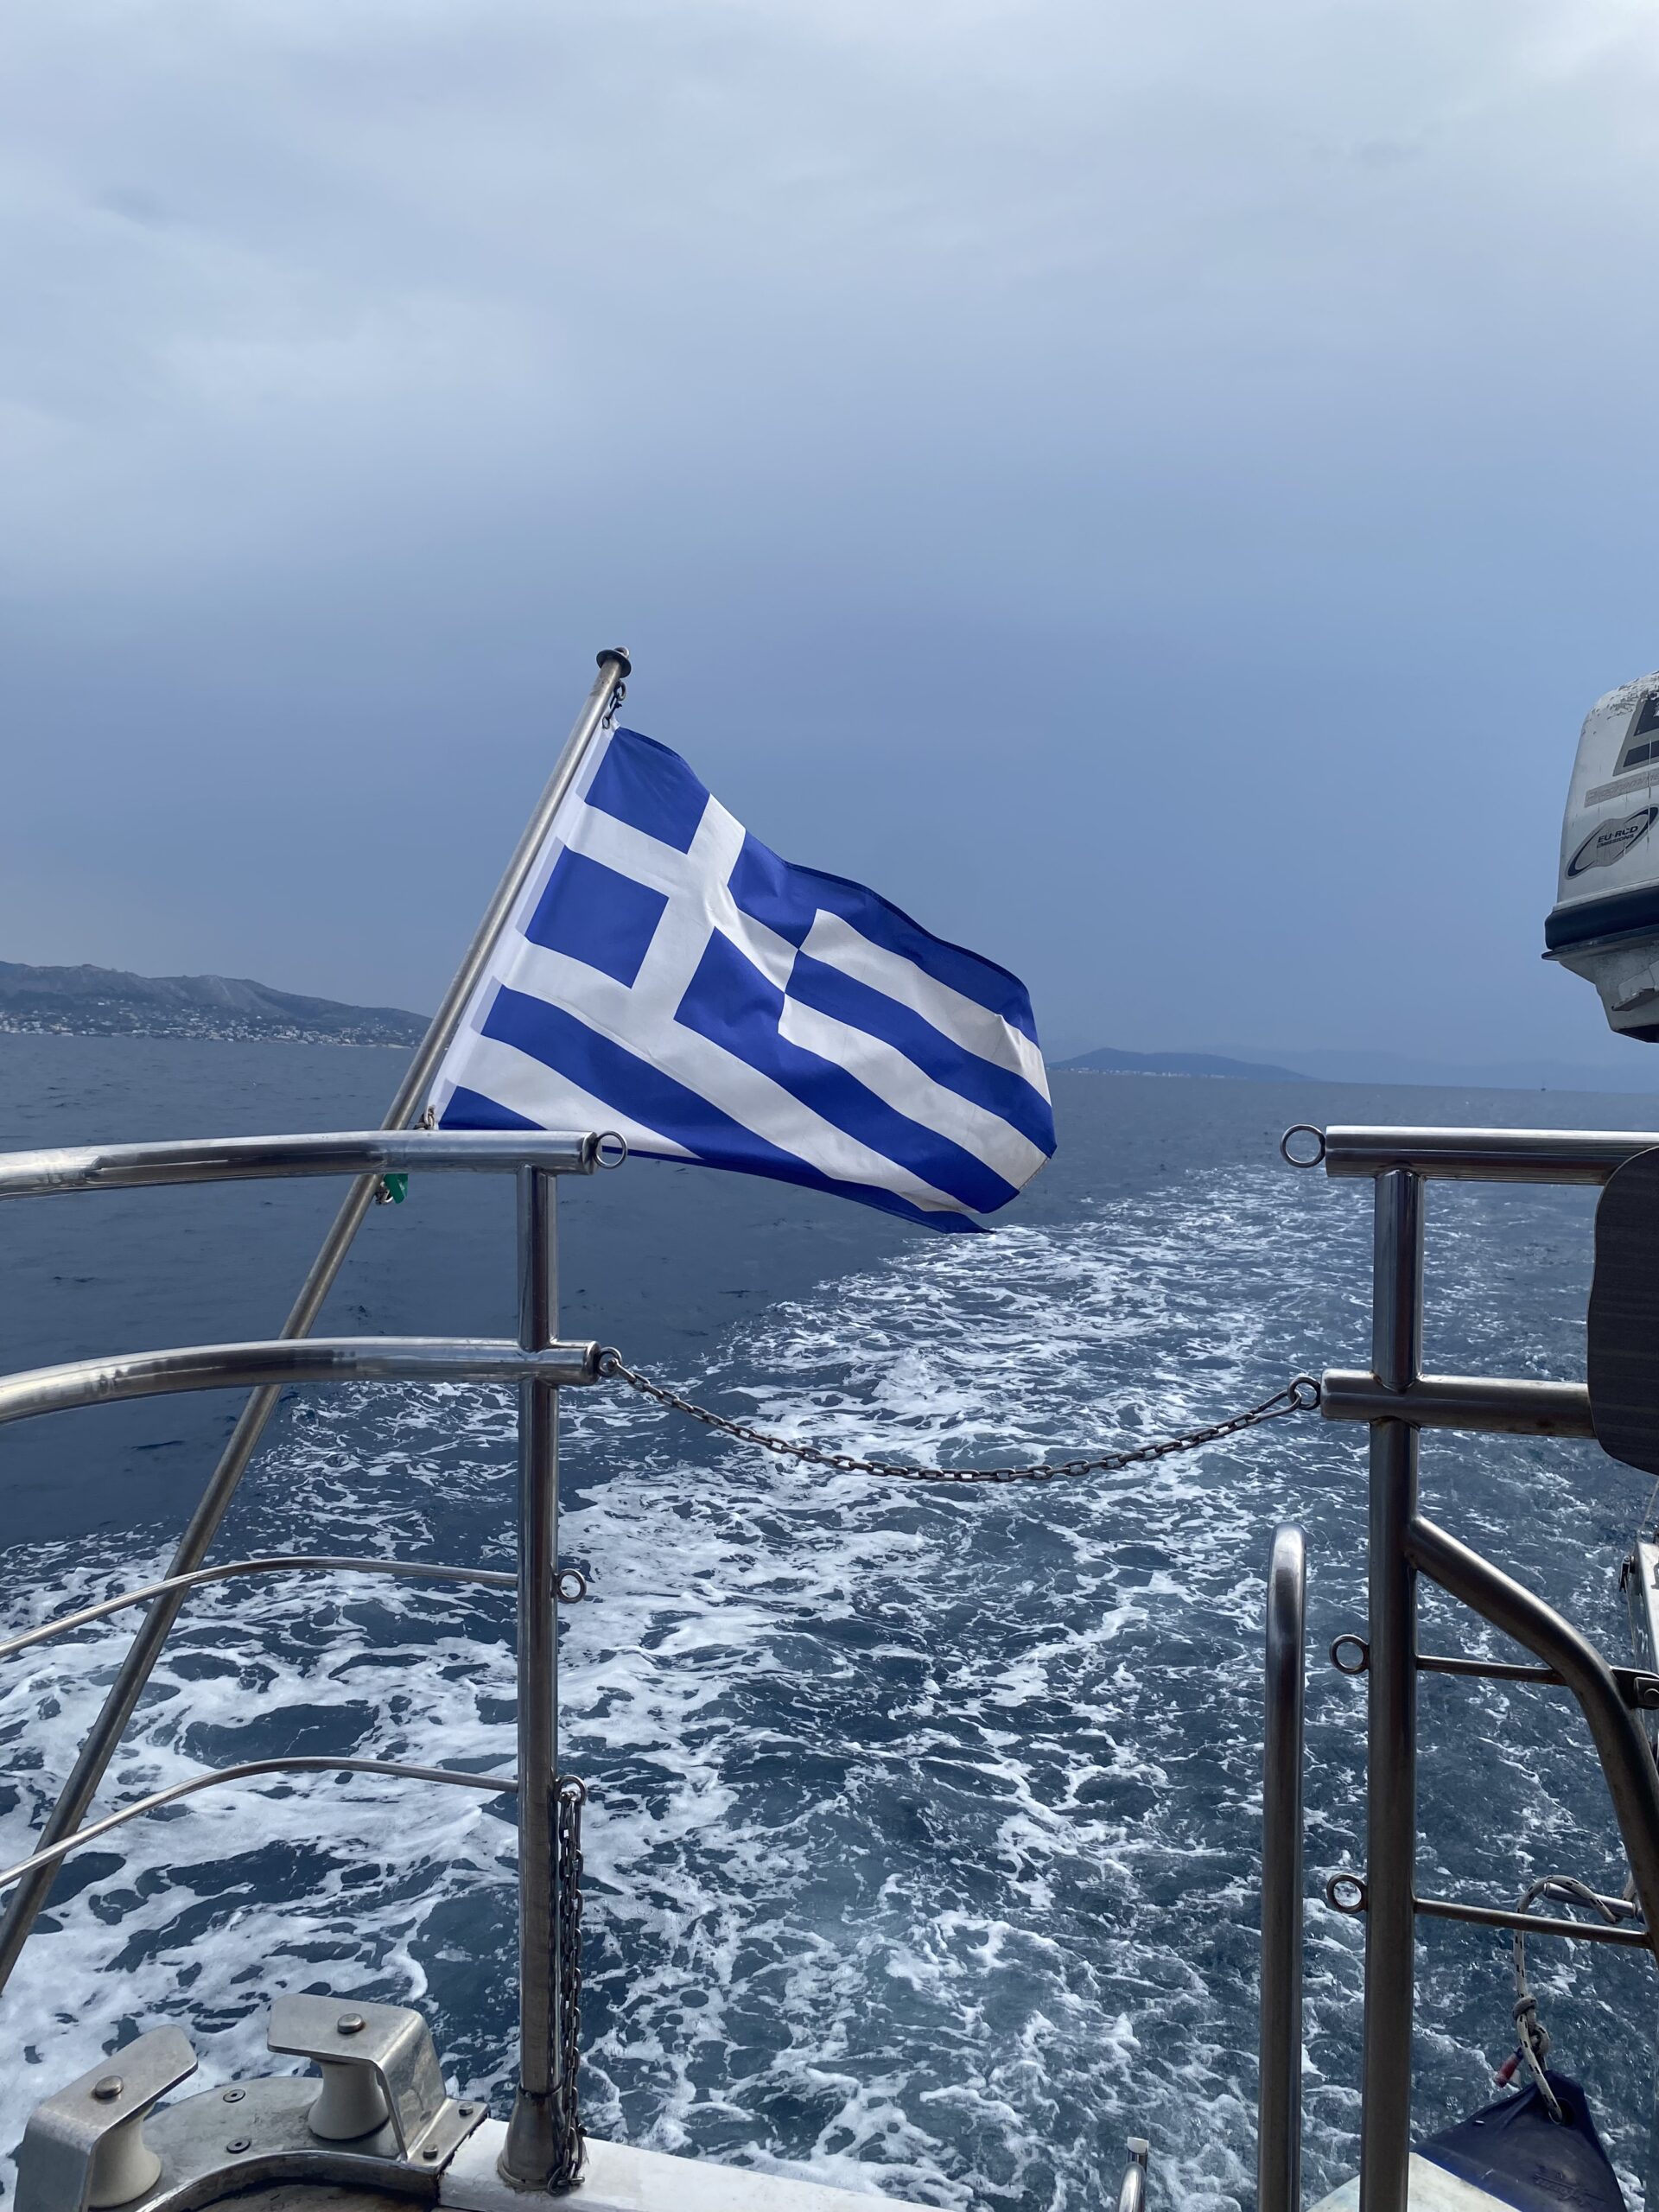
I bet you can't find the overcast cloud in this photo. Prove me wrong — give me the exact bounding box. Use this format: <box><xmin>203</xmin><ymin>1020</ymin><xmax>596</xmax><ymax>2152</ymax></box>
<box><xmin>5</xmin><ymin>0</ymin><xmax>1659</xmax><ymax>1063</ymax></box>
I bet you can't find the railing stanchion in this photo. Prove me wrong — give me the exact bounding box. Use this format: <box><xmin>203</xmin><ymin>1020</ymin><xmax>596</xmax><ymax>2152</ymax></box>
<box><xmin>1360</xmin><ymin>1168</ymin><xmax>1422</xmax><ymax>2212</ymax></box>
<box><xmin>502</xmin><ymin>1166</ymin><xmax>574</xmax><ymax>2188</ymax></box>
<box><xmin>1260</xmin><ymin>1522</ymin><xmax>1306</xmax><ymax>2212</ymax></box>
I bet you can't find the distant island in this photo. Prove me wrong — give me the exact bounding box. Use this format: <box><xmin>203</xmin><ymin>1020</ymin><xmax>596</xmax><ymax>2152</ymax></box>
<box><xmin>1054</xmin><ymin>1041</ymin><xmax>1659</xmax><ymax>1092</ymax></box>
<box><xmin>1055</xmin><ymin>1045</ymin><xmax>1308</xmax><ymax>1081</ymax></box>
<box><xmin>9</xmin><ymin>964</ymin><xmax>1658</xmax><ymax>1096</ymax></box>
<box><xmin>0</xmin><ymin>962</ymin><xmax>428</xmax><ymax>1046</ymax></box>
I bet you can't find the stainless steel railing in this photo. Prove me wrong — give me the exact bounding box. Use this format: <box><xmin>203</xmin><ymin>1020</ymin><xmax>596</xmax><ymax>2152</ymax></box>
<box><xmin>0</xmin><ymin>1759</ymin><xmax>522</xmax><ymax>1894</ymax></box>
<box><xmin>0</xmin><ymin>1336</ymin><xmax>599</xmax><ymax>1424</ymax></box>
<box><xmin>0</xmin><ymin>1554</ymin><xmax>557</xmax><ymax>1665</ymax></box>
<box><xmin>20</xmin><ymin>1111</ymin><xmax>1659</xmax><ymax>2211</ymax></box>
<box><xmin>1259</xmin><ymin>1524</ymin><xmax>1306</xmax><ymax>2212</ymax></box>
<box><xmin>0</xmin><ymin>1128</ymin><xmax>607</xmax><ymax>1199</ymax></box>
<box><xmin>0</xmin><ymin>1125</ymin><xmax>616</xmax><ymax>2190</ymax></box>
<box><xmin>1272</xmin><ymin>1123</ymin><xmax>1659</xmax><ymax>2212</ymax></box>
<box><xmin>1116</xmin><ymin>2139</ymin><xmax>1151</xmax><ymax>2212</ymax></box>
<box><xmin>0</xmin><ymin>649</ymin><xmax>632</xmax><ymax>2042</ymax></box>
<box><xmin>1319</xmin><ymin>1124</ymin><xmax>1659</xmax><ymax>1185</ymax></box>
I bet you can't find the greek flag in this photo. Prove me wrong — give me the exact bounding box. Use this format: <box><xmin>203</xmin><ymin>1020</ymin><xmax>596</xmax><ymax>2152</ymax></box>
<box><xmin>432</xmin><ymin>728</ymin><xmax>1054</xmax><ymax>1230</ymax></box>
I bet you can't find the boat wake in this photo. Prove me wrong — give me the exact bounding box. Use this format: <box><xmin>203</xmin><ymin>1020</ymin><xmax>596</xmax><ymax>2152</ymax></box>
<box><xmin>1</xmin><ymin>1165</ymin><xmax>1649</xmax><ymax>2209</ymax></box>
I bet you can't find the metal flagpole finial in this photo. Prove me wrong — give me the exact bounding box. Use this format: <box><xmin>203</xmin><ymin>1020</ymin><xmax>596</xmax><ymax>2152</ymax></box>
<box><xmin>598</xmin><ymin>649</ymin><xmax>629</xmax><ymax>731</ymax></box>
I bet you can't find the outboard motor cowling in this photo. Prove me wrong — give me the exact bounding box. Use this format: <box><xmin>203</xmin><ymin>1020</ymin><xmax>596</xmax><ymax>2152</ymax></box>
<box><xmin>1546</xmin><ymin>671</ymin><xmax>1659</xmax><ymax>1039</ymax></box>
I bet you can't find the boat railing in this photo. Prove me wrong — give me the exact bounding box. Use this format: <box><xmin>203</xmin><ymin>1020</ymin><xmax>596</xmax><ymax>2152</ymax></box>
<box><xmin>1259</xmin><ymin>1523</ymin><xmax>1306</xmax><ymax>2212</ymax></box>
<box><xmin>1267</xmin><ymin>1124</ymin><xmax>1659</xmax><ymax>2212</ymax></box>
<box><xmin>1116</xmin><ymin>2138</ymin><xmax>1152</xmax><ymax>2212</ymax></box>
<box><xmin>15</xmin><ymin>1114</ymin><xmax>1659</xmax><ymax>2210</ymax></box>
<box><xmin>0</xmin><ymin>1126</ymin><xmax>617</xmax><ymax>2197</ymax></box>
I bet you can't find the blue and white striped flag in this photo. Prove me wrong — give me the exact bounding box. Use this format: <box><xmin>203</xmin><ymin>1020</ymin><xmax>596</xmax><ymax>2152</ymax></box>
<box><xmin>432</xmin><ymin>728</ymin><xmax>1054</xmax><ymax>1230</ymax></box>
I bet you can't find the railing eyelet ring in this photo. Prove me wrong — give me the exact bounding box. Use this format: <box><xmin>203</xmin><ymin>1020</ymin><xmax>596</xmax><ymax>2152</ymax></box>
<box><xmin>556</xmin><ymin>1567</ymin><xmax>588</xmax><ymax>1604</ymax></box>
<box><xmin>1331</xmin><ymin>1633</ymin><xmax>1370</xmax><ymax>1675</ymax></box>
<box><xmin>1326</xmin><ymin>1872</ymin><xmax>1368</xmax><ymax>1915</ymax></box>
<box><xmin>1281</xmin><ymin>1125</ymin><xmax>1326</xmax><ymax>1169</ymax></box>
<box><xmin>594</xmin><ymin>1132</ymin><xmax>628</xmax><ymax>1170</ymax></box>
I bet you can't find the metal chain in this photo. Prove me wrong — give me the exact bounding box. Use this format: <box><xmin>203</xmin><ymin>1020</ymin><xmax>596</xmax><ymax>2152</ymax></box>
<box><xmin>596</xmin><ymin>1352</ymin><xmax>1321</xmax><ymax>1484</ymax></box>
<box><xmin>551</xmin><ymin>1775</ymin><xmax>587</xmax><ymax>2188</ymax></box>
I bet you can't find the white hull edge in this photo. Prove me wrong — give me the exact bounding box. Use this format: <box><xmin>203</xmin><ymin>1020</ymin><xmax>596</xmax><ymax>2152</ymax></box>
<box><xmin>441</xmin><ymin>2122</ymin><xmax>906</xmax><ymax>2212</ymax></box>
<box><xmin>1309</xmin><ymin>2151</ymin><xmax>1525</xmax><ymax>2212</ymax></box>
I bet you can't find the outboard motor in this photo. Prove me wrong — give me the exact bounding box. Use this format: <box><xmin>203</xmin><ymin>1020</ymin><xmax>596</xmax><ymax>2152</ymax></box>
<box><xmin>1546</xmin><ymin>671</ymin><xmax>1659</xmax><ymax>1038</ymax></box>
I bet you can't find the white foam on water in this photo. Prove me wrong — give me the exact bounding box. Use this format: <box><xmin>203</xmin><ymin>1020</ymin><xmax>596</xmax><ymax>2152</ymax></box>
<box><xmin>1</xmin><ymin>1166</ymin><xmax>1652</xmax><ymax>2209</ymax></box>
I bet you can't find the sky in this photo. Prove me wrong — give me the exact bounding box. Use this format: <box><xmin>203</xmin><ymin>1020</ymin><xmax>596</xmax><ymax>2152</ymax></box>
<box><xmin>6</xmin><ymin>0</ymin><xmax>1659</xmax><ymax>1065</ymax></box>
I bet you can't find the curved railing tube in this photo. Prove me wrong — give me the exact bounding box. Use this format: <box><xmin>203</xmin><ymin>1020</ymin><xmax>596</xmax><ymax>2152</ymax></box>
<box><xmin>0</xmin><ymin>1758</ymin><xmax>519</xmax><ymax>1893</ymax></box>
<box><xmin>1321</xmin><ymin>1127</ymin><xmax>1659</xmax><ymax>1185</ymax></box>
<box><xmin>0</xmin><ymin>1338</ymin><xmax>603</xmax><ymax>1428</ymax></box>
<box><xmin>1259</xmin><ymin>1525</ymin><xmax>1306</xmax><ymax>2212</ymax></box>
<box><xmin>0</xmin><ymin>1128</ymin><xmax>609</xmax><ymax>1201</ymax></box>
<box><xmin>1405</xmin><ymin>1514</ymin><xmax>1659</xmax><ymax>1955</ymax></box>
<box><xmin>0</xmin><ymin>1555</ymin><xmax>531</xmax><ymax>1664</ymax></box>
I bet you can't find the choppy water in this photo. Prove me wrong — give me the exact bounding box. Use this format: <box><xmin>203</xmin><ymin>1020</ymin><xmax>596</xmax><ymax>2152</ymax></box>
<box><xmin>3</xmin><ymin>1038</ymin><xmax>1659</xmax><ymax>2208</ymax></box>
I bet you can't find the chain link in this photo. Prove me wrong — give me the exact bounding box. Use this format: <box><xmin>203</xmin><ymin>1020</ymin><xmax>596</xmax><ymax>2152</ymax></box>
<box><xmin>596</xmin><ymin>1352</ymin><xmax>1321</xmax><ymax>1484</ymax></box>
<box><xmin>550</xmin><ymin>1774</ymin><xmax>586</xmax><ymax>2188</ymax></box>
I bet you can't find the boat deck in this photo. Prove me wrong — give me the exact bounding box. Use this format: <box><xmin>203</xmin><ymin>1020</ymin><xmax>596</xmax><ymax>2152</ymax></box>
<box><xmin>186</xmin><ymin>2123</ymin><xmax>902</xmax><ymax>2212</ymax></box>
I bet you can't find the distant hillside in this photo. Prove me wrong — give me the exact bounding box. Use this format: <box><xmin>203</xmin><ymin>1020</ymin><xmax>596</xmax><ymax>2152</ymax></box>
<box><xmin>1256</xmin><ymin>1045</ymin><xmax>1659</xmax><ymax>1094</ymax></box>
<box><xmin>1058</xmin><ymin>1040</ymin><xmax>1659</xmax><ymax>1092</ymax></box>
<box><xmin>1057</xmin><ymin>1045</ymin><xmax>1308</xmax><ymax>1082</ymax></box>
<box><xmin>0</xmin><ymin>962</ymin><xmax>428</xmax><ymax>1046</ymax></box>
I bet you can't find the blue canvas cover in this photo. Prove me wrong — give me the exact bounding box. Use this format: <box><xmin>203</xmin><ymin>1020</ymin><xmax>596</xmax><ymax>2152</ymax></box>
<box><xmin>1420</xmin><ymin>2070</ymin><xmax>1625</xmax><ymax>2212</ymax></box>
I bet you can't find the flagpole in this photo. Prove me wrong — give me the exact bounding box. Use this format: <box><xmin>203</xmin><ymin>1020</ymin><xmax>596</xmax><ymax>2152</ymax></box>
<box><xmin>0</xmin><ymin>646</ymin><xmax>632</xmax><ymax>1997</ymax></box>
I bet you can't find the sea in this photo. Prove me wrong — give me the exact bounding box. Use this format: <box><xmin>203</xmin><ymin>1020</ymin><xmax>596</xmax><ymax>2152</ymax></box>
<box><xmin>3</xmin><ymin>1033</ymin><xmax>1658</xmax><ymax>2211</ymax></box>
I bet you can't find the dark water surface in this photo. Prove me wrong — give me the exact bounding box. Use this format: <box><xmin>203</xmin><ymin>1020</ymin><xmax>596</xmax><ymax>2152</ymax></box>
<box><xmin>3</xmin><ymin>1034</ymin><xmax>1659</xmax><ymax>2209</ymax></box>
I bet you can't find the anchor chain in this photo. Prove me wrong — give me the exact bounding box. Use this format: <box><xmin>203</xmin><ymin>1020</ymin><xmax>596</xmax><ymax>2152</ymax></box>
<box><xmin>596</xmin><ymin>1355</ymin><xmax>1321</xmax><ymax>1484</ymax></box>
<box><xmin>551</xmin><ymin>1775</ymin><xmax>587</xmax><ymax>2187</ymax></box>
